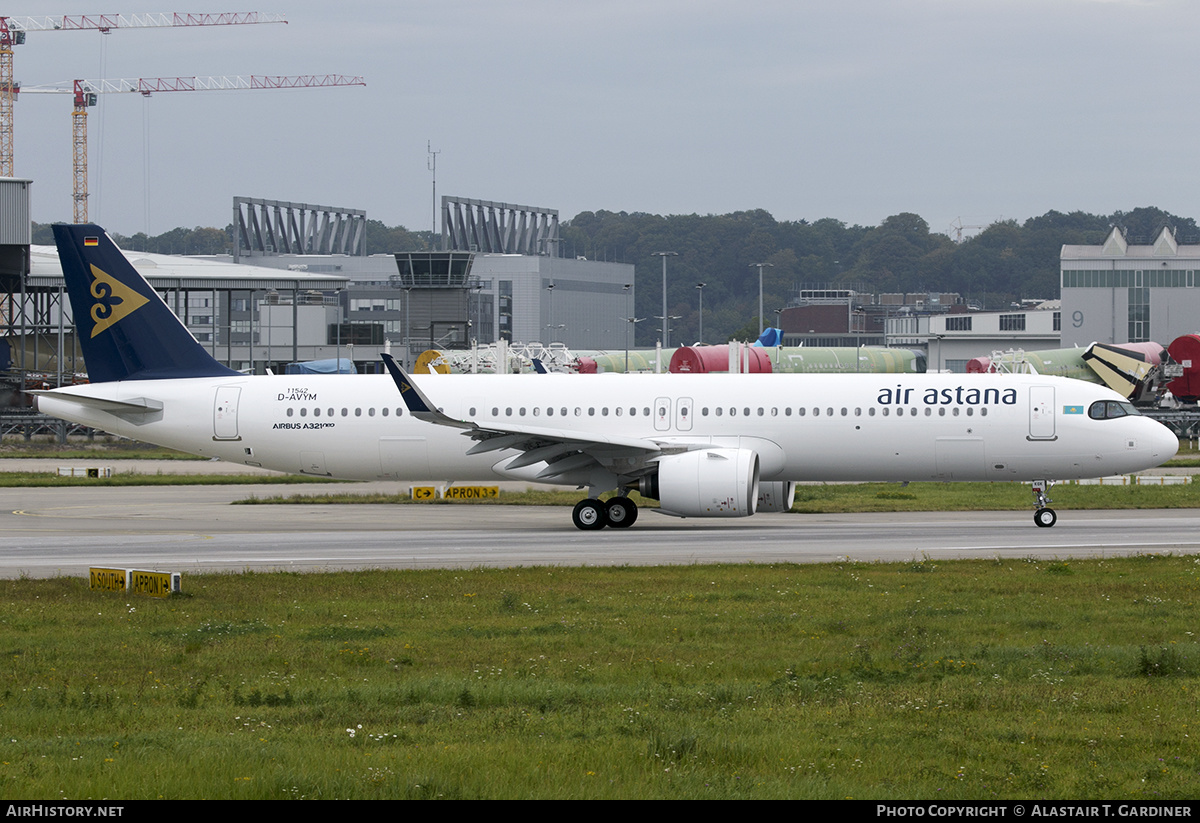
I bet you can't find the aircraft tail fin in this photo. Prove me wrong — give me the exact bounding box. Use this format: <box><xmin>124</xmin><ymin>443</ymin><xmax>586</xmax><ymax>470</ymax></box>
<box><xmin>52</xmin><ymin>223</ymin><xmax>239</xmax><ymax>382</ymax></box>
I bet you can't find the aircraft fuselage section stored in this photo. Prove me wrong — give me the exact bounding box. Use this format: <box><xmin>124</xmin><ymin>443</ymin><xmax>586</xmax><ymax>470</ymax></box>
<box><xmin>36</xmin><ymin>371</ymin><xmax>1176</xmax><ymax>485</ymax></box>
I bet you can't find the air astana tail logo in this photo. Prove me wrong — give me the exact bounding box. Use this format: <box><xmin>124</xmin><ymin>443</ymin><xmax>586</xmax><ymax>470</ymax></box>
<box><xmin>87</xmin><ymin>264</ymin><xmax>149</xmax><ymax>338</ymax></box>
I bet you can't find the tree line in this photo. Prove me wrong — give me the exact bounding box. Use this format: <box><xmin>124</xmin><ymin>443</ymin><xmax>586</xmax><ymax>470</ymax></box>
<box><xmin>32</xmin><ymin>205</ymin><xmax>1198</xmax><ymax>347</ymax></box>
<box><xmin>29</xmin><ymin>220</ymin><xmax>434</xmax><ymax>257</ymax></box>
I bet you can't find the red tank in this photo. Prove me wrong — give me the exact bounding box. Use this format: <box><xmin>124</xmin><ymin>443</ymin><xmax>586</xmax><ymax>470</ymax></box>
<box><xmin>966</xmin><ymin>357</ymin><xmax>993</xmax><ymax>374</ymax></box>
<box><xmin>669</xmin><ymin>345</ymin><xmax>772</xmax><ymax>373</ymax></box>
<box><xmin>1167</xmin><ymin>335</ymin><xmax>1200</xmax><ymax>402</ymax></box>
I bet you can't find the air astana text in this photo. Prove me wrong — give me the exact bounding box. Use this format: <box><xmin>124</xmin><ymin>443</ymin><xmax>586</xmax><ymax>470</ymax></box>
<box><xmin>877</xmin><ymin>386</ymin><xmax>1018</xmax><ymax>406</ymax></box>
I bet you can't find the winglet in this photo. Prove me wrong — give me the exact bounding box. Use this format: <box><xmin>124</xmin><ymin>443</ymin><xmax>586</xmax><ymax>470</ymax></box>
<box><xmin>531</xmin><ymin>358</ymin><xmax>548</xmax><ymax>374</ymax></box>
<box><xmin>381</xmin><ymin>353</ymin><xmax>471</xmax><ymax>429</ymax></box>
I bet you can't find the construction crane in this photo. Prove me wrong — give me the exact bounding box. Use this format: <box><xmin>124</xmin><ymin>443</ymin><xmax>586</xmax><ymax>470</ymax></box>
<box><xmin>24</xmin><ymin>74</ymin><xmax>366</xmax><ymax>222</ymax></box>
<box><xmin>0</xmin><ymin>12</ymin><xmax>287</xmax><ymax>177</ymax></box>
<box><xmin>949</xmin><ymin>217</ymin><xmax>987</xmax><ymax>243</ymax></box>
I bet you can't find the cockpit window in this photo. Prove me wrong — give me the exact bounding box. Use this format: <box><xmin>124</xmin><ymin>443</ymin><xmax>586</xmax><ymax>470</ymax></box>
<box><xmin>1088</xmin><ymin>400</ymin><xmax>1140</xmax><ymax>420</ymax></box>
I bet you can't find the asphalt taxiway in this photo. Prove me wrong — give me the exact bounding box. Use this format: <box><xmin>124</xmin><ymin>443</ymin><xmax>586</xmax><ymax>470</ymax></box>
<box><xmin>2</xmin><ymin>482</ymin><xmax>1197</xmax><ymax>578</ymax></box>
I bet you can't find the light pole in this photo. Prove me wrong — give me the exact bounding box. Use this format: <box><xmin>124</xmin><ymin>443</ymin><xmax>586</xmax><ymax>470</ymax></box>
<box><xmin>622</xmin><ymin>316</ymin><xmax>645</xmax><ymax>372</ymax></box>
<box><xmin>403</xmin><ymin>287</ymin><xmax>412</xmax><ymax>369</ymax></box>
<box><xmin>751</xmin><ymin>262</ymin><xmax>774</xmax><ymax>336</ymax></box>
<box><xmin>623</xmin><ymin>283</ymin><xmax>632</xmax><ymax>346</ymax></box>
<box><xmin>656</xmin><ymin>315</ymin><xmax>681</xmax><ymax>351</ymax></box>
<box><xmin>695</xmin><ymin>282</ymin><xmax>706</xmax><ymax>344</ymax></box>
<box><xmin>652</xmin><ymin>251</ymin><xmax>677</xmax><ymax>347</ymax></box>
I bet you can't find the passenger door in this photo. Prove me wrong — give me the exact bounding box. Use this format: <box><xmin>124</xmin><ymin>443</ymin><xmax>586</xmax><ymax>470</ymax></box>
<box><xmin>1028</xmin><ymin>386</ymin><xmax>1056</xmax><ymax>440</ymax></box>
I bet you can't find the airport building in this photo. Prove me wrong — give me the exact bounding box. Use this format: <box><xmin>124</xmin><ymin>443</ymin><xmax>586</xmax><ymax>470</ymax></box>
<box><xmin>1061</xmin><ymin>226</ymin><xmax>1200</xmax><ymax>348</ymax></box>
<box><xmin>778</xmin><ymin>288</ymin><xmax>965</xmax><ymax>348</ymax></box>
<box><xmin>2</xmin><ymin>192</ymin><xmax>634</xmax><ymax>393</ymax></box>
<box><xmin>886</xmin><ymin>305</ymin><xmax>1062</xmax><ymax>373</ymax></box>
<box><xmin>224</xmin><ymin>196</ymin><xmax>634</xmax><ymax>367</ymax></box>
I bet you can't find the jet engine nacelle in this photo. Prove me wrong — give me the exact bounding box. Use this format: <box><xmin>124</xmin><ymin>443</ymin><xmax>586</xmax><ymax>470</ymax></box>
<box><xmin>640</xmin><ymin>448</ymin><xmax>760</xmax><ymax>518</ymax></box>
<box><xmin>756</xmin><ymin>480</ymin><xmax>796</xmax><ymax>513</ymax></box>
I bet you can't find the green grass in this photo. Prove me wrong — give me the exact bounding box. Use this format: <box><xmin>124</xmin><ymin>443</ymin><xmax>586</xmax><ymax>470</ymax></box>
<box><xmin>234</xmin><ymin>488</ymin><xmax>656</xmax><ymax>507</ymax></box>
<box><xmin>2</xmin><ymin>557</ymin><xmax>1199</xmax><ymax>799</ymax></box>
<box><xmin>788</xmin><ymin>481</ymin><xmax>1200</xmax><ymax>513</ymax></box>
<box><xmin>0</xmin><ymin>439</ymin><xmax>205</xmax><ymax>460</ymax></box>
<box><xmin>0</xmin><ymin>472</ymin><xmax>344</xmax><ymax>487</ymax></box>
<box><xmin>235</xmin><ymin>481</ymin><xmax>1200</xmax><ymax>513</ymax></box>
<box><xmin>0</xmin><ymin>449</ymin><xmax>208</xmax><ymax>460</ymax></box>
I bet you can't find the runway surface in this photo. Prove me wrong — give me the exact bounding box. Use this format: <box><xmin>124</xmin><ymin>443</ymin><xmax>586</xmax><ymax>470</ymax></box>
<box><xmin>2</xmin><ymin>483</ymin><xmax>1197</xmax><ymax>577</ymax></box>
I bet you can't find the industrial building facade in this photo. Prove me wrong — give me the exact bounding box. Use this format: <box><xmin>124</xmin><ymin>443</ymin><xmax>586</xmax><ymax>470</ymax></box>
<box><xmin>886</xmin><ymin>307</ymin><xmax>1062</xmax><ymax>373</ymax></box>
<box><xmin>179</xmin><ymin>196</ymin><xmax>634</xmax><ymax>370</ymax></box>
<box><xmin>1061</xmin><ymin>226</ymin><xmax>1200</xmax><ymax>348</ymax></box>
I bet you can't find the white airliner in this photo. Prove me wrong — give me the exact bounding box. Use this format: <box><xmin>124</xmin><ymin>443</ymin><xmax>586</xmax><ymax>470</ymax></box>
<box><xmin>34</xmin><ymin>224</ymin><xmax>1179</xmax><ymax>530</ymax></box>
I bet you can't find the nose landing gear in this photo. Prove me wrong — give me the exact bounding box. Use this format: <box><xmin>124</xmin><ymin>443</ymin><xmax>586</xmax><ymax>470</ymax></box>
<box><xmin>1032</xmin><ymin>480</ymin><xmax>1057</xmax><ymax>527</ymax></box>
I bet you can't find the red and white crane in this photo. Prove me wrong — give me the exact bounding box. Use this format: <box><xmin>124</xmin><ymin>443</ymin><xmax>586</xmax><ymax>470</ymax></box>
<box><xmin>0</xmin><ymin>12</ymin><xmax>288</xmax><ymax>177</ymax></box>
<box><xmin>24</xmin><ymin>74</ymin><xmax>366</xmax><ymax>222</ymax></box>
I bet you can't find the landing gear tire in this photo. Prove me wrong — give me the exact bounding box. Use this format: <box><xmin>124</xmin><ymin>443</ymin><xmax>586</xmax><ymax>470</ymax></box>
<box><xmin>605</xmin><ymin>497</ymin><xmax>638</xmax><ymax>529</ymax></box>
<box><xmin>1034</xmin><ymin>507</ymin><xmax>1057</xmax><ymax>528</ymax></box>
<box><xmin>572</xmin><ymin>498</ymin><xmax>609</xmax><ymax>531</ymax></box>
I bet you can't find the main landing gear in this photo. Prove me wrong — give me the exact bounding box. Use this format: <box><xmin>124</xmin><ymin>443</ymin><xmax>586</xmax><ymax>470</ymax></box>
<box><xmin>571</xmin><ymin>495</ymin><xmax>639</xmax><ymax>530</ymax></box>
<box><xmin>1031</xmin><ymin>480</ymin><xmax>1057</xmax><ymax>528</ymax></box>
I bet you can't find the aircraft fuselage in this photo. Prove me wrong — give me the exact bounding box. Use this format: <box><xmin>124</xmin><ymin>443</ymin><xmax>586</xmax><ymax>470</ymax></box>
<box><xmin>37</xmin><ymin>371</ymin><xmax>1177</xmax><ymax>485</ymax></box>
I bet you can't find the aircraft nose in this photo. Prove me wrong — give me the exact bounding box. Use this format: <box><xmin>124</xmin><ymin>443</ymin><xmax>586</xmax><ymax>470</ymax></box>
<box><xmin>1150</xmin><ymin>421</ymin><xmax>1179</xmax><ymax>461</ymax></box>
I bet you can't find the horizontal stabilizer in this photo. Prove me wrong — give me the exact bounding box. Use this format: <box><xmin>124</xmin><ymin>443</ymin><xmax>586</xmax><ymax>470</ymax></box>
<box><xmin>30</xmin><ymin>389</ymin><xmax>163</xmax><ymax>414</ymax></box>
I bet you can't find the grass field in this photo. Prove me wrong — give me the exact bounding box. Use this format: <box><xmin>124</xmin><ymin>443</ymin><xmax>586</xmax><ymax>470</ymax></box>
<box><xmin>2</xmin><ymin>439</ymin><xmax>1197</xmax><ymax>798</ymax></box>
<box><xmin>0</xmin><ymin>472</ymin><xmax>342</xmax><ymax>488</ymax></box>
<box><xmin>234</xmin><ymin>480</ymin><xmax>1200</xmax><ymax>515</ymax></box>
<box><xmin>2</xmin><ymin>557</ymin><xmax>1198</xmax><ymax>799</ymax></box>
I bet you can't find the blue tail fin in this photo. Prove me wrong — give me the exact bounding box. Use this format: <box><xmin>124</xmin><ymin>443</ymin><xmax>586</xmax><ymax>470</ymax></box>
<box><xmin>52</xmin><ymin>223</ymin><xmax>239</xmax><ymax>382</ymax></box>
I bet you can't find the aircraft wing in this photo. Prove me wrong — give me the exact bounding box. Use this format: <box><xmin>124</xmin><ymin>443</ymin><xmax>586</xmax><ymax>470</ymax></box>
<box><xmin>381</xmin><ymin>353</ymin><xmax>662</xmax><ymax>483</ymax></box>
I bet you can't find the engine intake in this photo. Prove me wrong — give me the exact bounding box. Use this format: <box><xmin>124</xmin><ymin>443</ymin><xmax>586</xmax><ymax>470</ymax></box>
<box><xmin>640</xmin><ymin>448</ymin><xmax>760</xmax><ymax>518</ymax></box>
<box><xmin>756</xmin><ymin>480</ymin><xmax>796</xmax><ymax>513</ymax></box>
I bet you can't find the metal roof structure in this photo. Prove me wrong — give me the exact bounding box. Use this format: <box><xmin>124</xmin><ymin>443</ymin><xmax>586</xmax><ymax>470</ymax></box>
<box><xmin>28</xmin><ymin>245</ymin><xmax>350</xmax><ymax>290</ymax></box>
<box><xmin>1062</xmin><ymin>226</ymin><xmax>1200</xmax><ymax>260</ymax></box>
<box><xmin>442</xmin><ymin>196</ymin><xmax>558</xmax><ymax>255</ymax></box>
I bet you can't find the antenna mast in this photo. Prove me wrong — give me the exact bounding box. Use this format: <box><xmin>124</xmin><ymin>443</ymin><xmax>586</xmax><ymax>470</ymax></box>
<box><xmin>427</xmin><ymin>140</ymin><xmax>440</xmax><ymax>244</ymax></box>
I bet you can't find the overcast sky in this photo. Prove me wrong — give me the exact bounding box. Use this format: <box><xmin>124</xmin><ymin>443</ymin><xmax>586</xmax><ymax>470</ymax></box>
<box><xmin>10</xmin><ymin>0</ymin><xmax>1198</xmax><ymax>239</ymax></box>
